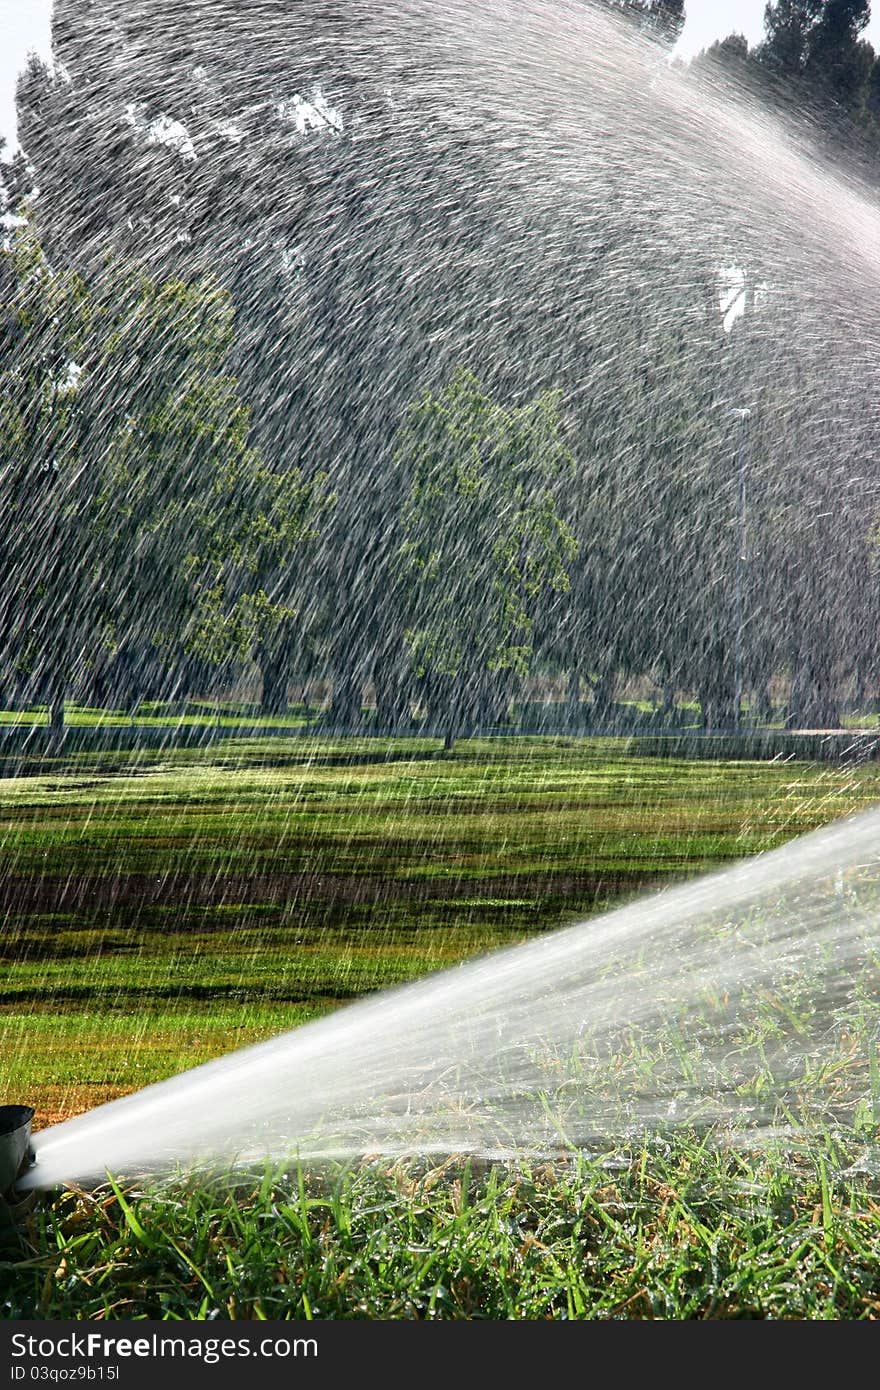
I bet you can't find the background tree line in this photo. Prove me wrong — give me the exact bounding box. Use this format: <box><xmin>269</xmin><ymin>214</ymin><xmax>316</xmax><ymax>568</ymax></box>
<box><xmin>1</xmin><ymin>0</ymin><xmax>879</xmax><ymax>734</ymax></box>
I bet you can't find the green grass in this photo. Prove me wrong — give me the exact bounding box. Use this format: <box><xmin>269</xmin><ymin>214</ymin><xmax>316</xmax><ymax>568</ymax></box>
<box><xmin>6</xmin><ymin>1137</ymin><xmax>880</xmax><ymax>1319</ymax></box>
<box><xmin>2</xmin><ymin>735</ymin><xmax>880</xmax><ymax>1125</ymax></box>
<box><xmin>0</xmin><ymin>701</ymin><xmax>320</xmax><ymax>729</ymax></box>
<box><xmin>4</xmin><ymin>734</ymin><xmax>880</xmax><ymax>1318</ymax></box>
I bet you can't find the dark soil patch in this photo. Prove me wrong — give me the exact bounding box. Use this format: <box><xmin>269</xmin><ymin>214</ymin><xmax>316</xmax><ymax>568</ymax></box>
<box><xmin>0</xmin><ymin>867</ymin><xmax>670</xmax><ymax>919</ymax></box>
<box><xmin>0</xmin><ymin>982</ymin><xmax>362</xmax><ymax>1006</ymax></box>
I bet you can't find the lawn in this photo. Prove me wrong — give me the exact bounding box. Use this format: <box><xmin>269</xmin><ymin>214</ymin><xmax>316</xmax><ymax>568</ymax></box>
<box><xmin>7</xmin><ymin>1141</ymin><xmax>880</xmax><ymax>1318</ymax></box>
<box><xmin>4</xmin><ymin>735</ymin><xmax>880</xmax><ymax>1320</ymax></box>
<box><xmin>2</xmin><ymin>735</ymin><xmax>879</xmax><ymax>1126</ymax></box>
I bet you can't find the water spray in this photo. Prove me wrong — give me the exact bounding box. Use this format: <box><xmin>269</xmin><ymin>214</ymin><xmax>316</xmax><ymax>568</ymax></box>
<box><xmin>19</xmin><ymin>805</ymin><xmax>880</xmax><ymax>1191</ymax></box>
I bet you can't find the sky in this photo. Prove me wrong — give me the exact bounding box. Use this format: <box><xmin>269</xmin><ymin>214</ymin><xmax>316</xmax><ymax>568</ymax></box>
<box><xmin>676</xmin><ymin>1</ymin><xmax>880</xmax><ymax>59</ymax></box>
<box><xmin>3</xmin><ymin>2</ymin><xmax>880</xmax><ymax>148</ymax></box>
<box><xmin>0</xmin><ymin>0</ymin><xmax>51</xmax><ymax>150</ymax></box>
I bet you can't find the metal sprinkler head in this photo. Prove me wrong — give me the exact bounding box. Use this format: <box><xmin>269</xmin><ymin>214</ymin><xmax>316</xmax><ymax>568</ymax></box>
<box><xmin>0</xmin><ymin>1106</ymin><xmax>35</xmax><ymax>1196</ymax></box>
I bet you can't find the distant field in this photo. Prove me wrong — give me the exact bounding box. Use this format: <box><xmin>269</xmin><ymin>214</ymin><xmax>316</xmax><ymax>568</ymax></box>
<box><xmin>0</xmin><ymin>701</ymin><xmax>317</xmax><ymax>729</ymax></box>
<box><xmin>2</xmin><ymin>735</ymin><xmax>879</xmax><ymax>1127</ymax></box>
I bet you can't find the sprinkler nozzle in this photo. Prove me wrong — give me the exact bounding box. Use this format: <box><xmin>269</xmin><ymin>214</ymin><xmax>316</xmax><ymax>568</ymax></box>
<box><xmin>0</xmin><ymin>1106</ymin><xmax>35</xmax><ymax>1196</ymax></box>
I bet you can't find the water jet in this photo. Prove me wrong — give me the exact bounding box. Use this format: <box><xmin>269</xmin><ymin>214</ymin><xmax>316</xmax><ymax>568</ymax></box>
<box><xmin>6</xmin><ymin>0</ymin><xmax>880</xmax><ymax>1198</ymax></box>
<box><xmin>18</xmin><ymin>803</ymin><xmax>880</xmax><ymax>1192</ymax></box>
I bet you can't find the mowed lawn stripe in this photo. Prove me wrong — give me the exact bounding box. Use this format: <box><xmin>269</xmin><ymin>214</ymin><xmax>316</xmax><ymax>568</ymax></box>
<box><xmin>2</xmin><ymin>737</ymin><xmax>879</xmax><ymax>1127</ymax></box>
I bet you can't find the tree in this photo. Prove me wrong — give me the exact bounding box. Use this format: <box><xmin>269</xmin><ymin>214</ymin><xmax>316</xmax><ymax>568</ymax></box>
<box><xmin>615</xmin><ymin>0</ymin><xmax>686</xmax><ymax>46</ymax></box>
<box><xmin>760</xmin><ymin>0</ymin><xmax>823</xmax><ymax>76</ymax></box>
<box><xmin>0</xmin><ymin>228</ymin><xmax>94</xmax><ymax>726</ymax></box>
<box><xmin>14</xmin><ymin>0</ymin><xmax>879</xmax><ymax>741</ymax></box>
<box><xmin>0</xmin><ymin>226</ymin><xmax>321</xmax><ymax>727</ymax></box>
<box><xmin>397</xmin><ymin>368</ymin><xmax>577</xmax><ymax>750</ymax></box>
<box><xmin>759</xmin><ymin>0</ymin><xmax>873</xmax><ymax>118</ymax></box>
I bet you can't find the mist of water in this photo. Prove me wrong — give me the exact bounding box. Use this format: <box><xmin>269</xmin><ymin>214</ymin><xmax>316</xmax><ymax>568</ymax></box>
<box><xmin>11</xmin><ymin>2</ymin><xmax>880</xmax><ymax>1189</ymax></box>
<box><xmin>23</xmin><ymin>804</ymin><xmax>880</xmax><ymax>1188</ymax></box>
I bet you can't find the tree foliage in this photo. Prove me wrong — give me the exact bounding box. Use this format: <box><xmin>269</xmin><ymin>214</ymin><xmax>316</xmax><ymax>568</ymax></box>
<box><xmin>1</xmin><ymin>0</ymin><xmax>879</xmax><ymax>734</ymax></box>
<box><xmin>0</xmin><ymin>226</ymin><xmax>322</xmax><ymax>723</ymax></box>
<box><xmin>397</xmin><ymin>368</ymin><xmax>576</xmax><ymax>738</ymax></box>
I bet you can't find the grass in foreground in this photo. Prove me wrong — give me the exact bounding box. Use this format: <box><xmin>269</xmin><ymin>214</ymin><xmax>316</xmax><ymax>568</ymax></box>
<box><xmin>5</xmin><ymin>1134</ymin><xmax>880</xmax><ymax>1319</ymax></box>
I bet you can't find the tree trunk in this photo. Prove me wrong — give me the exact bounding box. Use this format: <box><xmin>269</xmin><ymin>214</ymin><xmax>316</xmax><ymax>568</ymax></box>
<box><xmin>482</xmin><ymin>670</ymin><xmax>516</xmax><ymax>728</ymax></box>
<box><xmin>259</xmin><ymin>646</ymin><xmax>289</xmax><ymax>717</ymax></box>
<box><xmin>373</xmin><ymin>644</ymin><xmax>412</xmax><ymax>732</ymax></box>
<box><xmin>476</xmin><ymin>671</ymin><xmax>507</xmax><ymax>730</ymax></box>
<box><xmin>376</xmin><ymin>686</ymin><xmax>411</xmax><ymax>731</ymax></box>
<box><xmin>427</xmin><ymin>672</ymin><xmax>461</xmax><ymax>751</ymax></box>
<box><xmin>591</xmin><ymin>671</ymin><xmax>615</xmax><ymax>729</ymax></box>
<box><xmin>49</xmin><ymin>681</ymin><xmax>65</xmax><ymax>735</ymax></box>
<box><xmin>787</xmin><ymin>662</ymin><xmax>840</xmax><ymax>730</ymax></box>
<box><xmin>698</xmin><ymin>641</ymin><xmax>738</xmax><ymax>731</ymax></box>
<box><xmin>566</xmin><ymin>670</ymin><xmax>581</xmax><ymax>731</ymax></box>
<box><xmin>700</xmin><ymin>689</ymin><xmax>738</xmax><ymax>731</ymax></box>
<box><xmin>752</xmin><ymin>681</ymin><xmax>773</xmax><ymax>727</ymax></box>
<box><xmin>329</xmin><ymin>668</ymin><xmax>362</xmax><ymax>730</ymax></box>
<box><xmin>785</xmin><ymin>675</ymin><xmax>801</xmax><ymax>730</ymax></box>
